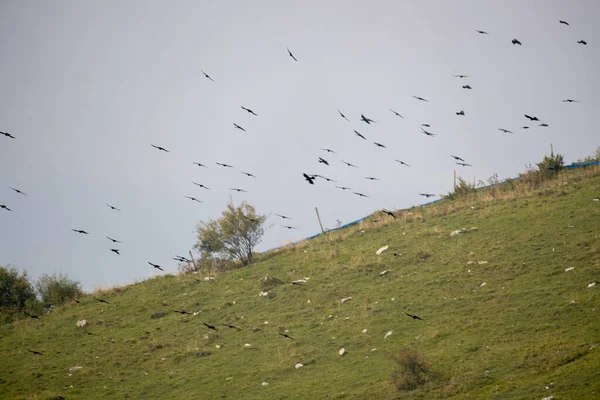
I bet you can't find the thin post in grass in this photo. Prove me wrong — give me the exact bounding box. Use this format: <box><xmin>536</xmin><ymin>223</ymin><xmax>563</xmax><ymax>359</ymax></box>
<box><xmin>315</xmin><ymin>207</ymin><xmax>325</xmax><ymax>234</ymax></box>
<box><xmin>453</xmin><ymin>169</ymin><xmax>457</xmax><ymax>191</ymax></box>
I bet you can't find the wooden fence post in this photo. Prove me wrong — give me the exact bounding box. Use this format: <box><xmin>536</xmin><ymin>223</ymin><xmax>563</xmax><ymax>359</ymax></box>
<box><xmin>188</xmin><ymin>251</ymin><xmax>198</xmax><ymax>271</ymax></box>
<box><xmin>315</xmin><ymin>207</ymin><xmax>325</xmax><ymax>234</ymax></box>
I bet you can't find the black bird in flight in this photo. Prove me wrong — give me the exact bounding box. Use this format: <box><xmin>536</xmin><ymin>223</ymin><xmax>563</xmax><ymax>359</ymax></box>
<box><xmin>216</xmin><ymin>162</ymin><xmax>233</xmax><ymax>168</ymax></box>
<box><xmin>105</xmin><ymin>204</ymin><xmax>121</xmax><ymax>211</ymax></box>
<box><xmin>28</xmin><ymin>349</ymin><xmax>43</xmax><ymax>355</ymax></box>
<box><xmin>341</xmin><ymin>160</ymin><xmax>358</xmax><ymax>168</ymax></box>
<box><xmin>93</xmin><ymin>297</ymin><xmax>111</xmax><ymax>304</ymax></box>
<box><xmin>456</xmin><ymin>110</ymin><xmax>465</xmax><ymax>116</ymax></box>
<box><xmin>110</xmin><ymin>248</ymin><xmax>120</xmax><ymax>255</ymax></box>
<box><xmin>1</xmin><ymin>131</ymin><xmax>16</xmax><ymax>139</ymax></box>
<box><xmin>107</xmin><ymin>236</ymin><xmax>122</xmax><ymax>244</ymax></box>
<box><xmin>512</xmin><ymin>38</ymin><xmax>522</xmax><ymax>45</ymax></box>
<box><xmin>421</xmin><ymin>123</ymin><xmax>431</xmax><ymax>127</ymax></box>
<box><xmin>562</xmin><ymin>99</ymin><xmax>579</xmax><ymax>103</ymax></box>
<box><xmin>230</xmin><ymin>188</ymin><xmax>247</xmax><ymax>193</ymax></box>
<box><xmin>365</xmin><ymin>177</ymin><xmax>379</xmax><ymax>181</ymax></box>
<box><xmin>201</xmin><ymin>70</ymin><xmax>215</xmax><ymax>82</ymax></box>
<box><xmin>275</xmin><ymin>213</ymin><xmax>292</xmax><ymax>220</ymax></box>
<box><xmin>421</xmin><ymin>127</ymin><xmax>437</xmax><ymax>137</ymax></box>
<box><xmin>559</xmin><ymin>20</ymin><xmax>569</xmax><ymax>25</ymax></box>
<box><xmin>243</xmin><ymin>215</ymin><xmax>260</xmax><ymax>223</ymax></box>
<box><xmin>241</xmin><ymin>106</ymin><xmax>258</xmax><ymax>116</ymax></box>
<box><xmin>278</xmin><ymin>332</ymin><xmax>295</xmax><ymax>340</ymax></box>
<box><xmin>390</xmin><ymin>109</ymin><xmax>403</xmax><ymax>118</ymax></box>
<box><xmin>374</xmin><ymin>142</ymin><xmax>386</xmax><ymax>148</ymax></box>
<box><xmin>522</xmin><ymin>126</ymin><xmax>530</xmax><ymax>129</ymax></box>
<box><xmin>191</xmin><ymin>162</ymin><xmax>208</xmax><ymax>168</ymax></box>
<box><xmin>287</xmin><ymin>47</ymin><xmax>298</xmax><ymax>61</ymax></box>
<box><xmin>382</xmin><ymin>209</ymin><xmax>396</xmax><ymax>218</ymax></box>
<box><xmin>395</xmin><ymin>159</ymin><xmax>410</xmax><ymax>167</ymax></box>
<box><xmin>354</xmin><ymin>130</ymin><xmax>366</xmax><ymax>140</ymax></box>
<box><xmin>453</xmin><ymin>74</ymin><xmax>469</xmax><ymax>78</ymax></box>
<box><xmin>405</xmin><ymin>312</ymin><xmax>424</xmax><ymax>321</ymax></box>
<box><xmin>462</xmin><ymin>85</ymin><xmax>472</xmax><ymax>89</ymax></box>
<box><xmin>72</xmin><ymin>229</ymin><xmax>89</xmax><ymax>234</ymax></box>
<box><xmin>318</xmin><ymin>157</ymin><xmax>329</xmax><ymax>165</ymax></box>
<box><xmin>450</xmin><ymin>155</ymin><xmax>465</xmax><ymax>162</ymax></box>
<box><xmin>321</xmin><ymin>148</ymin><xmax>336</xmax><ymax>154</ymax></box>
<box><xmin>148</xmin><ymin>262</ymin><xmax>164</xmax><ymax>272</ymax></box>
<box><xmin>314</xmin><ymin>174</ymin><xmax>336</xmax><ymax>182</ymax></box>
<box><xmin>303</xmin><ymin>173</ymin><xmax>316</xmax><ymax>185</ymax></box>
<box><xmin>241</xmin><ymin>171</ymin><xmax>257</xmax><ymax>178</ymax></box>
<box><xmin>151</xmin><ymin>144</ymin><xmax>170</xmax><ymax>152</ymax></box>
<box><xmin>1</xmin><ymin>205</ymin><xmax>12</xmax><ymax>211</ymax></box>
<box><xmin>524</xmin><ymin>114</ymin><xmax>539</xmax><ymax>121</ymax></box>
<box><xmin>577</xmin><ymin>40</ymin><xmax>587</xmax><ymax>45</ymax></box>
<box><xmin>10</xmin><ymin>187</ymin><xmax>27</xmax><ymax>196</ymax></box>
<box><xmin>174</xmin><ymin>310</ymin><xmax>193</xmax><ymax>315</ymax></box>
<box><xmin>185</xmin><ymin>196</ymin><xmax>203</xmax><ymax>203</ymax></box>
<box><xmin>419</xmin><ymin>193</ymin><xmax>436</xmax><ymax>198</ymax></box>
<box><xmin>204</xmin><ymin>322</ymin><xmax>218</xmax><ymax>331</ymax></box>
<box><xmin>193</xmin><ymin>182</ymin><xmax>211</xmax><ymax>189</ymax></box>
<box><xmin>335</xmin><ymin>186</ymin><xmax>352</xmax><ymax>190</ymax></box>
<box><xmin>223</xmin><ymin>323</ymin><xmax>241</xmax><ymax>330</ymax></box>
<box><xmin>475</xmin><ymin>30</ymin><xmax>489</xmax><ymax>34</ymax></box>
<box><xmin>24</xmin><ymin>311</ymin><xmax>40</xmax><ymax>320</ymax></box>
<box><xmin>174</xmin><ymin>255</ymin><xmax>189</xmax><ymax>262</ymax></box>
<box><xmin>456</xmin><ymin>162</ymin><xmax>472</xmax><ymax>167</ymax></box>
<box><xmin>539</xmin><ymin>123</ymin><xmax>549</xmax><ymax>127</ymax></box>
<box><xmin>233</xmin><ymin>123</ymin><xmax>246</xmax><ymax>132</ymax></box>
<box><xmin>337</xmin><ymin>109</ymin><xmax>350</xmax><ymax>122</ymax></box>
<box><xmin>353</xmin><ymin>192</ymin><xmax>369</xmax><ymax>198</ymax></box>
<box><xmin>413</xmin><ymin>95</ymin><xmax>429</xmax><ymax>102</ymax></box>
<box><xmin>360</xmin><ymin>114</ymin><xmax>376</xmax><ymax>124</ymax></box>
<box><xmin>498</xmin><ymin>128</ymin><xmax>513</xmax><ymax>134</ymax></box>
<box><xmin>281</xmin><ymin>225</ymin><xmax>298</xmax><ymax>230</ymax></box>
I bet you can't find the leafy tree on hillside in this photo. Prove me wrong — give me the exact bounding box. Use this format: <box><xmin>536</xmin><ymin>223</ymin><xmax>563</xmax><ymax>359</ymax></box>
<box><xmin>36</xmin><ymin>272</ymin><xmax>82</xmax><ymax>306</ymax></box>
<box><xmin>195</xmin><ymin>201</ymin><xmax>266</xmax><ymax>266</ymax></box>
<box><xmin>0</xmin><ymin>265</ymin><xmax>37</xmax><ymax>322</ymax></box>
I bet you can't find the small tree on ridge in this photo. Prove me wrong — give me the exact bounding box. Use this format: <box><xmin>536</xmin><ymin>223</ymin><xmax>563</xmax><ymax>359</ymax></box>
<box><xmin>195</xmin><ymin>201</ymin><xmax>266</xmax><ymax>266</ymax></box>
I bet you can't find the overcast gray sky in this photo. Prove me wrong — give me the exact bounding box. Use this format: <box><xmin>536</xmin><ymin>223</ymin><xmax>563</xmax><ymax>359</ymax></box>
<box><xmin>1</xmin><ymin>1</ymin><xmax>598</xmax><ymax>292</ymax></box>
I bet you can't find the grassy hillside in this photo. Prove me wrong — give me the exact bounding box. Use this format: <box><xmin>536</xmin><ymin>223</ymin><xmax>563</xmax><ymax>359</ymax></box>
<box><xmin>2</xmin><ymin>165</ymin><xmax>600</xmax><ymax>400</ymax></box>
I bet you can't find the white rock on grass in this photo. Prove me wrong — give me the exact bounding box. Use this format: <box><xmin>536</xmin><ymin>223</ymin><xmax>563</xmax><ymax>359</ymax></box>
<box><xmin>259</xmin><ymin>291</ymin><xmax>269</xmax><ymax>297</ymax></box>
<box><xmin>295</xmin><ymin>363</ymin><xmax>304</xmax><ymax>369</ymax></box>
<box><xmin>340</xmin><ymin>297</ymin><xmax>353</xmax><ymax>304</ymax></box>
<box><xmin>384</xmin><ymin>331</ymin><xmax>393</xmax><ymax>339</ymax></box>
<box><xmin>362</xmin><ymin>329</ymin><xmax>368</xmax><ymax>334</ymax></box>
<box><xmin>376</xmin><ymin>245</ymin><xmax>389</xmax><ymax>255</ymax></box>
<box><xmin>203</xmin><ymin>276</ymin><xmax>215</xmax><ymax>281</ymax></box>
<box><xmin>565</xmin><ymin>267</ymin><xmax>575</xmax><ymax>272</ymax></box>
<box><xmin>262</xmin><ymin>382</ymin><xmax>269</xmax><ymax>386</ymax></box>
<box><xmin>76</xmin><ymin>320</ymin><xmax>88</xmax><ymax>328</ymax></box>
<box><xmin>588</xmin><ymin>282</ymin><xmax>596</xmax><ymax>288</ymax></box>
<box><xmin>69</xmin><ymin>366</ymin><xmax>83</xmax><ymax>372</ymax></box>
<box><xmin>339</xmin><ymin>348</ymin><xmax>346</xmax><ymax>356</ymax></box>
<box><xmin>479</xmin><ymin>282</ymin><xmax>487</xmax><ymax>287</ymax></box>
<box><xmin>379</xmin><ymin>270</ymin><xmax>391</xmax><ymax>276</ymax></box>
<box><xmin>244</xmin><ymin>343</ymin><xmax>252</xmax><ymax>347</ymax></box>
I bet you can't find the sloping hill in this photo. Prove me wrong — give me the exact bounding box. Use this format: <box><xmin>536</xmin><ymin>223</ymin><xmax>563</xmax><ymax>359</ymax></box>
<box><xmin>2</xmin><ymin>167</ymin><xmax>600</xmax><ymax>400</ymax></box>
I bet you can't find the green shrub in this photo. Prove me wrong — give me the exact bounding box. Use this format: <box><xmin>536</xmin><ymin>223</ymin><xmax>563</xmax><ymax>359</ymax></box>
<box><xmin>0</xmin><ymin>265</ymin><xmax>37</xmax><ymax>322</ymax></box>
<box><xmin>392</xmin><ymin>348</ymin><xmax>431</xmax><ymax>391</ymax></box>
<box><xmin>536</xmin><ymin>150</ymin><xmax>564</xmax><ymax>178</ymax></box>
<box><xmin>35</xmin><ymin>273</ymin><xmax>82</xmax><ymax>306</ymax></box>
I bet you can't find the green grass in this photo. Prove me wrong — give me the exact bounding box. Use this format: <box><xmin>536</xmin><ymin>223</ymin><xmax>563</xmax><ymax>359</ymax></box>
<box><xmin>2</xmin><ymin>166</ymin><xmax>600</xmax><ymax>399</ymax></box>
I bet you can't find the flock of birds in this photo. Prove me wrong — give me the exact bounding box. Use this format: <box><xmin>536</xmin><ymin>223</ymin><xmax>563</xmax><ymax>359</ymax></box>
<box><xmin>0</xmin><ymin>19</ymin><xmax>589</xmax><ymax>268</ymax></box>
<box><xmin>1</xmin><ymin>17</ymin><xmax>591</xmax><ymax>371</ymax></box>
